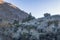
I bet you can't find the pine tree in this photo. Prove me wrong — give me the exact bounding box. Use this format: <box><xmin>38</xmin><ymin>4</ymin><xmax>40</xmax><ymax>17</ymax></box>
<box><xmin>22</xmin><ymin>12</ymin><xmax>35</xmax><ymax>22</ymax></box>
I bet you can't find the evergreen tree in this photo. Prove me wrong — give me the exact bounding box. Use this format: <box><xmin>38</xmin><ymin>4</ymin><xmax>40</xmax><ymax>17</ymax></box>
<box><xmin>13</xmin><ymin>20</ymin><xmax>19</xmax><ymax>25</ymax></box>
<box><xmin>22</xmin><ymin>12</ymin><xmax>35</xmax><ymax>22</ymax></box>
<box><xmin>28</xmin><ymin>12</ymin><xmax>35</xmax><ymax>20</ymax></box>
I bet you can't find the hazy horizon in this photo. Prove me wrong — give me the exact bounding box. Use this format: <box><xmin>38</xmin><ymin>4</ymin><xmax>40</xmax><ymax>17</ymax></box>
<box><xmin>4</xmin><ymin>0</ymin><xmax>60</xmax><ymax>18</ymax></box>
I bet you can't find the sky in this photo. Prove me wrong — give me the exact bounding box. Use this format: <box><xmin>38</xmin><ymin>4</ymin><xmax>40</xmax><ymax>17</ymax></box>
<box><xmin>4</xmin><ymin>0</ymin><xmax>60</xmax><ymax>18</ymax></box>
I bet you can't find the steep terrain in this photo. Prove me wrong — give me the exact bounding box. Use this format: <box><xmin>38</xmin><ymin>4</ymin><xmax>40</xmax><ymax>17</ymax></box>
<box><xmin>0</xmin><ymin>2</ymin><xmax>29</xmax><ymax>23</ymax></box>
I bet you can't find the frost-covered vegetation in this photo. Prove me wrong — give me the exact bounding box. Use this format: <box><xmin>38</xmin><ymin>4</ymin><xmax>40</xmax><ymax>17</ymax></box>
<box><xmin>1</xmin><ymin>13</ymin><xmax>60</xmax><ymax>40</ymax></box>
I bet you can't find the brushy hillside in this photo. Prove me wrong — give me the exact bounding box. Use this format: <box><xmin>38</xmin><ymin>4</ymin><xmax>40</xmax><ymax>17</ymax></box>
<box><xmin>0</xmin><ymin>13</ymin><xmax>60</xmax><ymax>40</ymax></box>
<box><xmin>0</xmin><ymin>1</ymin><xmax>60</xmax><ymax>40</ymax></box>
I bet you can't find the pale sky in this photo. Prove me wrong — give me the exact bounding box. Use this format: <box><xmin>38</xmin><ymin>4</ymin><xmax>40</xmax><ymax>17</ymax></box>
<box><xmin>4</xmin><ymin>0</ymin><xmax>60</xmax><ymax>18</ymax></box>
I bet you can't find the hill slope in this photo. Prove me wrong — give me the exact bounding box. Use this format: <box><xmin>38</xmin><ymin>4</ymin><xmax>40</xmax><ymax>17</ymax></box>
<box><xmin>0</xmin><ymin>2</ymin><xmax>29</xmax><ymax>23</ymax></box>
